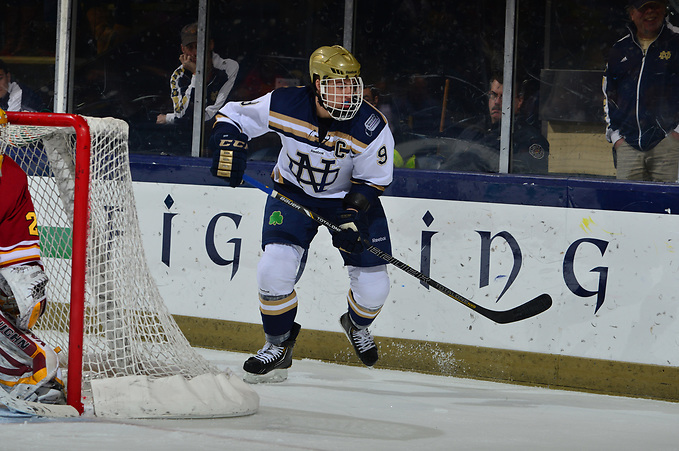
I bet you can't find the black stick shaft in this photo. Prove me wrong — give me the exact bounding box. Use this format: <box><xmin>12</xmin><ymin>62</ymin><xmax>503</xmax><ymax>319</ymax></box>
<box><xmin>242</xmin><ymin>174</ymin><xmax>552</xmax><ymax>324</ymax></box>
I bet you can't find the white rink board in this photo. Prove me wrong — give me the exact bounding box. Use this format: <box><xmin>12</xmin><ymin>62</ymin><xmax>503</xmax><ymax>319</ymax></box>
<box><xmin>133</xmin><ymin>182</ymin><xmax>679</xmax><ymax>367</ymax></box>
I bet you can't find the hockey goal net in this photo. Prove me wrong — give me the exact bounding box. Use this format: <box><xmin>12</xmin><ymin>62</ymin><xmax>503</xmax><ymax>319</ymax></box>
<box><xmin>2</xmin><ymin>112</ymin><xmax>257</xmax><ymax>417</ymax></box>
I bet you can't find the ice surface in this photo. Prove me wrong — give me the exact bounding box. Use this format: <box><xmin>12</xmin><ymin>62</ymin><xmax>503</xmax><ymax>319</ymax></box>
<box><xmin>2</xmin><ymin>348</ymin><xmax>678</xmax><ymax>450</ymax></box>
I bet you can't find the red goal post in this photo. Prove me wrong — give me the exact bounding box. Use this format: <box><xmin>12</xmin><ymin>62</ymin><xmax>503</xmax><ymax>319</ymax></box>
<box><xmin>7</xmin><ymin>112</ymin><xmax>89</xmax><ymax>413</ymax></box>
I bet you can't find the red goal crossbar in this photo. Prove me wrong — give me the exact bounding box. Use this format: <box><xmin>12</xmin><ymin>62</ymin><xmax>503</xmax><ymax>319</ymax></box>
<box><xmin>6</xmin><ymin>112</ymin><xmax>90</xmax><ymax>414</ymax></box>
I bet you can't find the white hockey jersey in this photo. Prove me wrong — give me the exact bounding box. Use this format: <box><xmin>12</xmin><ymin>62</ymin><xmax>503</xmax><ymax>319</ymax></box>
<box><xmin>215</xmin><ymin>86</ymin><xmax>394</xmax><ymax>199</ymax></box>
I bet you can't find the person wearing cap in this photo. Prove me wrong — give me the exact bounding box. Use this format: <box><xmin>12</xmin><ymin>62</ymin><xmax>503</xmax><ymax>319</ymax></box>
<box><xmin>603</xmin><ymin>0</ymin><xmax>679</xmax><ymax>181</ymax></box>
<box><xmin>156</xmin><ymin>22</ymin><xmax>239</xmax><ymax>129</ymax></box>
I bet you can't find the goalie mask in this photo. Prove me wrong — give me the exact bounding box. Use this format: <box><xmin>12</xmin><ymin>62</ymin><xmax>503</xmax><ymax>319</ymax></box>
<box><xmin>309</xmin><ymin>45</ymin><xmax>363</xmax><ymax>121</ymax></box>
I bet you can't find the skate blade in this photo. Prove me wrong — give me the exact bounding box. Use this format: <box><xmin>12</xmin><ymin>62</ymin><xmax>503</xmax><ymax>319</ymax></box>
<box><xmin>243</xmin><ymin>369</ymin><xmax>288</xmax><ymax>384</ymax></box>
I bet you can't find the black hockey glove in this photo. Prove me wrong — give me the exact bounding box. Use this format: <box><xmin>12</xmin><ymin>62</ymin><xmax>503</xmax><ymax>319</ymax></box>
<box><xmin>332</xmin><ymin>209</ymin><xmax>365</xmax><ymax>254</ymax></box>
<box><xmin>209</xmin><ymin>130</ymin><xmax>248</xmax><ymax>187</ymax></box>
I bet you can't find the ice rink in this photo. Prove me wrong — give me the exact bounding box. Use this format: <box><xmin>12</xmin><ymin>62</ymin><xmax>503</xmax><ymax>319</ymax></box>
<box><xmin>2</xmin><ymin>348</ymin><xmax>678</xmax><ymax>450</ymax></box>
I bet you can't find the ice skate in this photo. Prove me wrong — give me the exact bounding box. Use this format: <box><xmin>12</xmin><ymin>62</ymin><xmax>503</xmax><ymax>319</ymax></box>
<box><xmin>8</xmin><ymin>378</ymin><xmax>67</xmax><ymax>405</ymax></box>
<box><xmin>243</xmin><ymin>322</ymin><xmax>301</xmax><ymax>384</ymax></box>
<box><xmin>340</xmin><ymin>312</ymin><xmax>378</xmax><ymax>366</ymax></box>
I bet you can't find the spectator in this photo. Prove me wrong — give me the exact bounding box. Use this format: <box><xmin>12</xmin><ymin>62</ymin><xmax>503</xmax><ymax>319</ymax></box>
<box><xmin>0</xmin><ymin>59</ymin><xmax>45</xmax><ymax>112</ymax></box>
<box><xmin>603</xmin><ymin>0</ymin><xmax>679</xmax><ymax>181</ymax></box>
<box><xmin>0</xmin><ymin>1</ymin><xmax>39</xmax><ymax>56</ymax></box>
<box><xmin>84</xmin><ymin>1</ymin><xmax>131</xmax><ymax>55</ymax></box>
<box><xmin>363</xmin><ymin>85</ymin><xmax>413</xmax><ymax>168</ymax></box>
<box><xmin>443</xmin><ymin>73</ymin><xmax>549</xmax><ymax>174</ymax></box>
<box><xmin>362</xmin><ymin>85</ymin><xmax>397</xmax><ymax>132</ymax></box>
<box><xmin>156</xmin><ymin>22</ymin><xmax>239</xmax><ymax>129</ymax></box>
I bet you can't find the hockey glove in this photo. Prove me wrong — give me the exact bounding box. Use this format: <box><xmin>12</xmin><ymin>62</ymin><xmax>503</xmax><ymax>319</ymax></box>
<box><xmin>332</xmin><ymin>209</ymin><xmax>365</xmax><ymax>254</ymax></box>
<box><xmin>209</xmin><ymin>131</ymin><xmax>248</xmax><ymax>187</ymax></box>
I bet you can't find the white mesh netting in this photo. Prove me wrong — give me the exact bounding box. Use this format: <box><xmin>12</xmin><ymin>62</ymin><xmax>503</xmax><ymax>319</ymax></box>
<box><xmin>5</xmin><ymin>116</ymin><xmax>218</xmax><ymax>382</ymax></box>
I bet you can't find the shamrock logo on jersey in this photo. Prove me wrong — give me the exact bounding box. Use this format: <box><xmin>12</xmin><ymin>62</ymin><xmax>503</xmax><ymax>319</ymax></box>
<box><xmin>269</xmin><ymin>211</ymin><xmax>284</xmax><ymax>225</ymax></box>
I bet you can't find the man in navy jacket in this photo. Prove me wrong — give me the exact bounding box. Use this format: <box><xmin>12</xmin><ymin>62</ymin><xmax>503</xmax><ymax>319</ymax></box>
<box><xmin>603</xmin><ymin>0</ymin><xmax>679</xmax><ymax>181</ymax></box>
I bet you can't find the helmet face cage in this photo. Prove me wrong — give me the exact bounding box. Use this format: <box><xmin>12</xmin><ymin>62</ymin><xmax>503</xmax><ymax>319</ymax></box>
<box><xmin>318</xmin><ymin>76</ymin><xmax>364</xmax><ymax>121</ymax></box>
<box><xmin>309</xmin><ymin>45</ymin><xmax>364</xmax><ymax>121</ymax></box>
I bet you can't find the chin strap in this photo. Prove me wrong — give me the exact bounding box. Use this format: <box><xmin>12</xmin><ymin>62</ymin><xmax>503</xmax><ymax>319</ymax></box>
<box><xmin>312</xmin><ymin>87</ymin><xmax>332</xmax><ymax>119</ymax></box>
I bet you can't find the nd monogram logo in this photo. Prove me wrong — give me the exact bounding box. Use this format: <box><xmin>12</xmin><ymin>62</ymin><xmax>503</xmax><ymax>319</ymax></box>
<box><xmin>288</xmin><ymin>151</ymin><xmax>339</xmax><ymax>193</ymax></box>
<box><xmin>660</xmin><ymin>51</ymin><xmax>671</xmax><ymax>60</ymax></box>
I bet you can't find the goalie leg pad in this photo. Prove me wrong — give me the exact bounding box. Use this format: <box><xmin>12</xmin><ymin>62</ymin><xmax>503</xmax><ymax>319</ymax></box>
<box><xmin>0</xmin><ymin>310</ymin><xmax>64</xmax><ymax>403</ymax></box>
<box><xmin>0</xmin><ymin>264</ymin><xmax>48</xmax><ymax>330</ymax></box>
<box><xmin>346</xmin><ymin>265</ymin><xmax>390</xmax><ymax>328</ymax></box>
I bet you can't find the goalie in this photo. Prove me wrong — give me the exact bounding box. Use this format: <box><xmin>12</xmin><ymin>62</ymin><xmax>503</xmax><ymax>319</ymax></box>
<box><xmin>0</xmin><ymin>108</ymin><xmax>66</xmax><ymax>404</ymax></box>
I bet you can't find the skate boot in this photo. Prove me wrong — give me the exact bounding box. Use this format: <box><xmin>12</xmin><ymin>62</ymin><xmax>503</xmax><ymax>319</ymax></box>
<box><xmin>243</xmin><ymin>322</ymin><xmax>301</xmax><ymax>384</ymax></box>
<box><xmin>9</xmin><ymin>377</ymin><xmax>66</xmax><ymax>405</ymax></box>
<box><xmin>32</xmin><ymin>379</ymin><xmax>67</xmax><ymax>405</ymax></box>
<box><xmin>340</xmin><ymin>312</ymin><xmax>378</xmax><ymax>366</ymax></box>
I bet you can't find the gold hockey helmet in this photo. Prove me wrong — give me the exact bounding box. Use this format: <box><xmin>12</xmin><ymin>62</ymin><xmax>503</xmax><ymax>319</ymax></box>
<box><xmin>309</xmin><ymin>45</ymin><xmax>361</xmax><ymax>81</ymax></box>
<box><xmin>309</xmin><ymin>45</ymin><xmax>363</xmax><ymax>121</ymax></box>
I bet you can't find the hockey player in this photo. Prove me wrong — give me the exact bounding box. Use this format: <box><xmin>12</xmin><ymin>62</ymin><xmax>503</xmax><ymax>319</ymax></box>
<box><xmin>210</xmin><ymin>45</ymin><xmax>394</xmax><ymax>382</ymax></box>
<box><xmin>0</xmin><ymin>108</ymin><xmax>66</xmax><ymax>404</ymax></box>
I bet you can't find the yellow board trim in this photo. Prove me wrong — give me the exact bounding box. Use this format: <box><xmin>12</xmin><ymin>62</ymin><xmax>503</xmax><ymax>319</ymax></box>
<box><xmin>174</xmin><ymin>315</ymin><xmax>679</xmax><ymax>403</ymax></box>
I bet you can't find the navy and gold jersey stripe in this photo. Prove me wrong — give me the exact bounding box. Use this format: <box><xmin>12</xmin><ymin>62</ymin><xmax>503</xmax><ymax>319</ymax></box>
<box><xmin>269</xmin><ymin>86</ymin><xmax>387</xmax><ymax>150</ymax></box>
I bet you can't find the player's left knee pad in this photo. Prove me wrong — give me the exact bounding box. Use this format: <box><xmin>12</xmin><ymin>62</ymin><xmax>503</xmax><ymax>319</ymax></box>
<box><xmin>347</xmin><ymin>265</ymin><xmax>390</xmax><ymax>323</ymax></box>
<box><xmin>0</xmin><ymin>264</ymin><xmax>48</xmax><ymax>330</ymax></box>
<box><xmin>0</xmin><ymin>310</ymin><xmax>62</xmax><ymax>401</ymax></box>
<box><xmin>257</xmin><ymin>243</ymin><xmax>304</xmax><ymax>297</ymax></box>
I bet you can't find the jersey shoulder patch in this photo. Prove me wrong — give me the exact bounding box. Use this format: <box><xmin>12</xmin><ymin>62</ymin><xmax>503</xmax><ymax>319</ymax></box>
<box><xmin>350</xmin><ymin>104</ymin><xmax>387</xmax><ymax>141</ymax></box>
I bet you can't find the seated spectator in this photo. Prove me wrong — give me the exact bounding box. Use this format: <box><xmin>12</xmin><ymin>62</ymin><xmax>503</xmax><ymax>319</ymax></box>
<box><xmin>363</xmin><ymin>84</ymin><xmax>413</xmax><ymax>168</ymax></box>
<box><xmin>442</xmin><ymin>73</ymin><xmax>549</xmax><ymax>174</ymax></box>
<box><xmin>157</xmin><ymin>22</ymin><xmax>239</xmax><ymax>128</ymax></box>
<box><xmin>362</xmin><ymin>85</ymin><xmax>397</xmax><ymax>132</ymax></box>
<box><xmin>0</xmin><ymin>1</ymin><xmax>39</xmax><ymax>56</ymax></box>
<box><xmin>0</xmin><ymin>59</ymin><xmax>45</xmax><ymax>112</ymax></box>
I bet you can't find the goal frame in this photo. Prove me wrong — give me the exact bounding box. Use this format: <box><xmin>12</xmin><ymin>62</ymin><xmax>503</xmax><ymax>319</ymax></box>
<box><xmin>4</xmin><ymin>112</ymin><xmax>258</xmax><ymax>419</ymax></box>
<box><xmin>7</xmin><ymin>112</ymin><xmax>89</xmax><ymax>414</ymax></box>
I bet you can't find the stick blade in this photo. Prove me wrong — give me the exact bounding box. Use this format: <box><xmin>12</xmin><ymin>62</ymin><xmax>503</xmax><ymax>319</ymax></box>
<box><xmin>484</xmin><ymin>293</ymin><xmax>552</xmax><ymax>324</ymax></box>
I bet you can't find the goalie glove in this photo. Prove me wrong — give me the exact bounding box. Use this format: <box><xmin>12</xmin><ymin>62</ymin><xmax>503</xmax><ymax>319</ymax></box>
<box><xmin>332</xmin><ymin>209</ymin><xmax>365</xmax><ymax>254</ymax></box>
<box><xmin>209</xmin><ymin>129</ymin><xmax>248</xmax><ymax>187</ymax></box>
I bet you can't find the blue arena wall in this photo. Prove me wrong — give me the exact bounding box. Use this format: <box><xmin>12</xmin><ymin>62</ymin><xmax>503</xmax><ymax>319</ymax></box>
<box><xmin>130</xmin><ymin>154</ymin><xmax>679</xmax><ymax>215</ymax></box>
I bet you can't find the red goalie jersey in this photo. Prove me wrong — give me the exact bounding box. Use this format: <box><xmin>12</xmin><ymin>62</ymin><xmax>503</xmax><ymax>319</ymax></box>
<box><xmin>0</xmin><ymin>155</ymin><xmax>42</xmax><ymax>269</ymax></box>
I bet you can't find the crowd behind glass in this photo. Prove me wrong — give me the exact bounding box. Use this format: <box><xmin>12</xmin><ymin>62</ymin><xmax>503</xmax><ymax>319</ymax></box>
<box><xmin>1</xmin><ymin>0</ymin><xmax>677</xmax><ymax>182</ymax></box>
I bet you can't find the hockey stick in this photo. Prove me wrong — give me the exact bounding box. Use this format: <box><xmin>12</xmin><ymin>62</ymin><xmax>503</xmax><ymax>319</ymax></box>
<box><xmin>242</xmin><ymin>174</ymin><xmax>552</xmax><ymax>324</ymax></box>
